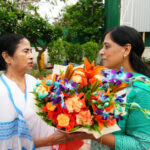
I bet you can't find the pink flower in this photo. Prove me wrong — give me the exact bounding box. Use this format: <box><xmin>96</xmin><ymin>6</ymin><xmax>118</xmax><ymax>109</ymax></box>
<box><xmin>76</xmin><ymin>110</ymin><xmax>93</xmax><ymax>126</ymax></box>
<box><xmin>65</xmin><ymin>95</ymin><xmax>84</xmax><ymax>113</ymax></box>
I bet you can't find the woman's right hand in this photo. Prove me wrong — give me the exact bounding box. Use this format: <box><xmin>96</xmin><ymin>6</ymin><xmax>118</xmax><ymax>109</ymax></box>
<box><xmin>34</xmin><ymin>130</ymin><xmax>73</xmax><ymax>147</ymax></box>
<box><xmin>49</xmin><ymin>130</ymin><xmax>73</xmax><ymax>145</ymax></box>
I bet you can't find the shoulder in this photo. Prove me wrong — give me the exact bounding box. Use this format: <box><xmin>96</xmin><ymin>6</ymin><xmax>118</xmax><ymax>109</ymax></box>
<box><xmin>0</xmin><ymin>74</ymin><xmax>8</xmax><ymax>92</ymax></box>
<box><xmin>127</xmin><ymin>86</ymin><xmax>150</xmax><ymax>109</ymax></box>
<box><xmin>25</xmin><ymin>74</ymin><xmax>37</xmax><ymax>91</ymax></box>
<box><xmin>25</xmin><ymin>74</ymin><xmax>37</xmax><ymax>84</ymax></box>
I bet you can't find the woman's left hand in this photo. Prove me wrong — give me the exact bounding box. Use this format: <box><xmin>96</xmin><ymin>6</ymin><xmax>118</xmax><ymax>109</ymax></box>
<box><xmin>49</xmin><ymin>130</ymin><xmax>74</xmax><ymax>145</ymax></box>
<box><xmin>70</xmin><ymin>132</ymin><xmax>96</xmax><ymax>141</ymax></box>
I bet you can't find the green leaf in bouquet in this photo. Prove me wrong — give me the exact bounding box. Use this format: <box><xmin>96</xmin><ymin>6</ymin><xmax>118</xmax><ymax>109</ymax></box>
<box><xmin>109</xmin><ymin>93</ymin><xmax>116</xmax><ymax>101</ymax></box>
<box><xmin>70</xmin><ymin>126</ymin><xmax>81</xmax><ymax>132</ymax></box>
<box><xmin>70</xmin><ymin>89</ymin><xmax>76</xmax><ymax>96</ymax></box>
<box><xmin>85</xmin><ymin>90</ymin><xmax>92</xmax><ymax>100</ymax></box>
<box><xmin>60</xmin><ymin>70</ymin><xmax>64</xmax><ymax>75</ymax></box>
<box><xmin>79</xmin><ymin>85</ymin><xmax>88</xmax><ymax>93</ymax></box>
<box><xmin>37</xmin><ymin>112</ymin><xmax>47</xmax><ymax>117</ymax></box>
<box><xmin>43</xmin><ymin>118</ymin><xmax>54</xmax><ymax>126</ymax></box>
<box><xmin>103</xmin><ymin>121</ymin><xmax>108</xmax><ymax>128</ymax></box>
<box><xmin>36</xmin><ymin>103</ymin><xmax>46</xmax><ymax>108</ymax></box>
<box><xmin>93</xmin><ymin>122</ymin><xmax>101</xmax><ymax>134</ymax></box>
<box><xmin>90</xmin><ymin>81</ymin><xmax>100</xmax><ymax>92</ymax></box>
<box><xmin>83</xmin><ymin>124</ymin><xmax>92</xmax><ymax>130</ymax></box>
<box><xmin>37</xmin><ymin>112</ymin><xmax>55</xmax><ymax>126</ymax></box>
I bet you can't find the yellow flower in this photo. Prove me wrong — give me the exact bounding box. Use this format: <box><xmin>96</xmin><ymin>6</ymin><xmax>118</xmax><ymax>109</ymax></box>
<box><xmin>94</xmin><ymin>75</ymin><xmax>103</xmax><ymax>81</ymax></box>
<box><xmin>46</xmin><ymin>102</ymin><xmax>56</xmax><ymax>111</ymax></box>
<box><xmin>76</xmin><ymin>110</ymin><xmax>93</xmax><ymax>126</ymax></box>
<box><xmin>57</xmin><ymin>114</ymin><xmax>70</xmax><ymax>127</ymax></box>
<box><xmin>71</xmin><ymin>75</ymin><xmax>82</xmax><ymax>84</ymax></box>
<box><xmin>65</xmin><ymin>95</ymin><xmax>83</xmax><ymax>113</ymax></box>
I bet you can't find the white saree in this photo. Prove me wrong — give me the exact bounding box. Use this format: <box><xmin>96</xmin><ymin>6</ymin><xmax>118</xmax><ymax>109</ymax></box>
<box><xmin>0</xmin><ymin>74</ymin><xmax>55</xmax><ymax>150</ymax></box>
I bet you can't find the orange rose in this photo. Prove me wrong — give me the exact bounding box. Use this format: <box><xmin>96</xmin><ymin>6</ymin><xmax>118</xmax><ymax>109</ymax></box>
<box><xmin>57</xmin><ymin>114</ymin><xmax>70</xmax><ymax>127</ymax></box>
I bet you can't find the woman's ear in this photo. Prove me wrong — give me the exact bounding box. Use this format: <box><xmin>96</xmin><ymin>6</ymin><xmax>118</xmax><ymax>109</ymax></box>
<box><xmin>2</xmin><ymin>51</ymin><xmax>11</xmax><ymax>65</ymax></box>
<box><xmin>123</xmin><ymin>44</ymin><xmax>131</xmax><ymax>57</ymax></box>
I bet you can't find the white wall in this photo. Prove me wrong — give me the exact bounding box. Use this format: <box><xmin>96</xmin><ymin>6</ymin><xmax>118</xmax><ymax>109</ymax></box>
<box><xmin>120</xmin><ymin>0</ymin><xmax>150</xmax><ymax>32</ymax></box>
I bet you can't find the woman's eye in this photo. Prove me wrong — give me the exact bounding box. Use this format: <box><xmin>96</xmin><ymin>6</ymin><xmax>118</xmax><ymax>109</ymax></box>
<box><xmin>24</xmin><ymin>50</ymin><xmax>28</xmax><ymax>53</ymax></box>
<box><xmin>104</xmin><ymin>45</ymin><xmax>109</xmax><ymax>49</ymax></box>
<box><xmin>23</xmin><ymin>49</ymin><xmax>32</xmax><ymax>53</ymax></box>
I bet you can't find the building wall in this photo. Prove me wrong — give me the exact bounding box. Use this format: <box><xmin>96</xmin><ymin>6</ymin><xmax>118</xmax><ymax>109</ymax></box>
<box><xmin>120</xmin><ymin>0</ymin><xmax>150</xmax><ymax>32</ymax></box>
<box><xmin>104</xmin><ymin>0</ymin><xmax>120</xmax><ymax>32</ymax></box>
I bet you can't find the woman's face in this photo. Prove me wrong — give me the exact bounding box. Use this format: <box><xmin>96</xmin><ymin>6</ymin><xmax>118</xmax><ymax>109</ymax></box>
<box><xmin>99</xmin><ymin>33</ymin><xmax>126</xmax><ymax>70</ymax></box>
<box><xmin>9</xmin><ymin>38</ymin><xmax>33</xmax><ymax>72</ymax></box>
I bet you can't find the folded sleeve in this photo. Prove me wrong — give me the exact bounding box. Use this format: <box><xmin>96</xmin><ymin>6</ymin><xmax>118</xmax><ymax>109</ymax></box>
<box><xmin>113</xmin><ymin>87</ymin><xmax>150</xmax><ymax>150</ymax></box>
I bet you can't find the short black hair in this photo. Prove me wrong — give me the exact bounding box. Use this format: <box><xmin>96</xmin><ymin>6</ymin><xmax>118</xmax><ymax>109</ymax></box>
<box><xmin>0</xmin><ymin>33</ymin><xmax>25</xmax><ymax>70</ymax></box>
<box><xmin>107</xmin><ymin>25</ymin><xmax>150</xmax><ymax>77</ymax></box>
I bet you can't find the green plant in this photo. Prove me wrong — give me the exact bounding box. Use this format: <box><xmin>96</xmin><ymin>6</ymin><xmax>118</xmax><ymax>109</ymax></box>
<box><xmin>65</xmin><ymin>43</ymin><xmax>83</xmax><ymax>64</ymax></box>
<box><xmin>60</xmin><ymin>0</ymin><xmax>104</xmax><ymax>43</ymax></box>
<box><xmin>47</xmin><ymin>40</ymin><xmax>68</xmax><ymax>65</ymax></box>
<box><xmin>48</xmin><ymin>40</ymin><xmax>84</xmax><ymax>65</ymax></box>
<box><xmin>29</xmin><ymin>69</ymin><xmax>52</xmax><ymax>79</ymax></box>
<box><xmin>82</xmin><ymin>41</ymin><xmax>99</xmax><ymax>63</ymax></box>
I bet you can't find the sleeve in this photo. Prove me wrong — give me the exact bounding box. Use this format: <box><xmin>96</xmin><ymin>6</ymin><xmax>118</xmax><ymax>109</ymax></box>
<box><xmin>113</xmin><ymin>87</ymin><xmax>150</xmax><ymax>150</ymax></box>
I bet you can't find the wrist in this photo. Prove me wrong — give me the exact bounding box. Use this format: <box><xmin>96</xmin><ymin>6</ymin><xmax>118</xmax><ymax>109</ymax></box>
<box><xmin>34</xmin><ymin>137</ymin><xmax>52</xmax><ymax>147</ymax></box>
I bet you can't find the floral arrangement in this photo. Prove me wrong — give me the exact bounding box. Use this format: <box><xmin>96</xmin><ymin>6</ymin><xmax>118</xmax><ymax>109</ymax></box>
<box><xmin>33</xmin><ymin>58</ymin><xmax>150</xmax><ymax>138</ymax></box>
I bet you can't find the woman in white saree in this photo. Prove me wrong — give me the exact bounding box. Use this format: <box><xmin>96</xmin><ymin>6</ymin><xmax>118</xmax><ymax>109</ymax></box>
<box><xmin>0</xmin><ymin>34</ymin><xmax>73</xmax><ymax>150</ymax></box>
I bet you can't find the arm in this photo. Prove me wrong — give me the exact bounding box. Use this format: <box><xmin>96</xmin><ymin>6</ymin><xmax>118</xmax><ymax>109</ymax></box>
<box><xmin>34</xmin><ymin>130</ymin><xmax>73</xmax><ymax>147</ymax></box>
<box><xmin>70</xmin><ymin>132</ymin><xmax>115</xmax><ymax>148</ymax></box>
<box><xmin>113</xmin><ymin>87</ymin><xmax>150</xmax><ymax>150</ymax></box>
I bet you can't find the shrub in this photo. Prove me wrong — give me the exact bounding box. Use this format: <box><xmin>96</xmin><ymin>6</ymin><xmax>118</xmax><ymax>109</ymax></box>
<box><xmin>47</xmin><ymin>40</ymin><xmax>68</xmax><ymax>65</ymax></box>
<box><xmin>82</xmin><ymin>41</ymin><xmax>99</xmax><ymax>63</ymax></box>
<box><xmin>65</xmin><ymin>43</ymin><xmax>83</xmax><ymax>64</ymax></box>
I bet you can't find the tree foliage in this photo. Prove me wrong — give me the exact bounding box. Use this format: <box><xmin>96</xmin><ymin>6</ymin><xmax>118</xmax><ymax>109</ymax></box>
<box><xmin>0</xmin><ymin>1</ymin><xmax>24</xmax><ymax>35</ymax></box>
<box><xmin>60</xmin><ymin>0</ymin><xmax>104</xmax><ymax>43</ymax></box>
<box><xmin>17</xmin><ymin>13</ymin><xmax>63</xmax><ymax>71</ymax></box>
<box><xmin>47</xmin><ymin>40</ymin><xmax>99</xmax><ymax>65</ymax></box>
<box><xmin>81</xmin><ymin>41</ymin><xmax>99</xmax><ymax>62</ymax></box>
<box><xmin>0</xmin><ymin>1</ymin><xmax>63</xmax><ymax>71</ymax></box>
<box><xmin>47</xmin><ymin>40</ymin><xmax>68</xmax><ymax>65</ymax></box>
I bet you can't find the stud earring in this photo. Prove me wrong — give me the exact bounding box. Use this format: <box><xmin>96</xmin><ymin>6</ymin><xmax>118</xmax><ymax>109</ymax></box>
<box><xmin>123</xmin><ymin>55</ymin><xmax>126</xmax><ymax>59</ymax></box>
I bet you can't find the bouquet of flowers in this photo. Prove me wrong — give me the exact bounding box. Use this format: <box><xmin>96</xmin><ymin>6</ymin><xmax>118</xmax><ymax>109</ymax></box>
<box><xmin>33</xmin><ymin>58</ymin><xmax>150</xmax><ymax>139</ymax></box>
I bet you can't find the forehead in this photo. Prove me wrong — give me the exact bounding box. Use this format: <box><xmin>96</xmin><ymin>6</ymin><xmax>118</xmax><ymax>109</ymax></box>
<box><xmin>13</xmin><ymin>38</ymin><xmax>30</xmax><ymax>53</ymax></box>
<box><xmin>18</xmin><ymin>38</ymin><xmax>30</xmax><ymax>45</ymax></box>
<box><xmin>104</xmin><ymin>33</ymin><xmax>113</xmax><ymax>44</ymax></box>
<box><xmin>15</xmin><ymin>38</ymin><xmax>30</xmax><ymax>48</ymax></box>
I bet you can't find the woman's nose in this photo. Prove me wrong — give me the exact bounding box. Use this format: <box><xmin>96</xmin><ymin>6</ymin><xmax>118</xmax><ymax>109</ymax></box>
<box><xmin>28</xmin><ymin>51</ymin><xmax>33</xmax><ymax>59</ymax></box>
<box><xmin>99</xmin><ymin>48</ymin><xmax>104</xmax><ymax>55</ymax></box>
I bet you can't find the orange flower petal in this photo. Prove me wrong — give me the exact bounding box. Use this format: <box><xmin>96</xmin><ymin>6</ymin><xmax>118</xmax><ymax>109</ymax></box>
<box><xmin>98</xmin><ymin>122</ymin><xmax>104</xmax><ymax>131</ymax></box>
<box><xmin>112</xmin><ymin>83</ymin><xmax>129</xmax><ymax>93</ymax></box>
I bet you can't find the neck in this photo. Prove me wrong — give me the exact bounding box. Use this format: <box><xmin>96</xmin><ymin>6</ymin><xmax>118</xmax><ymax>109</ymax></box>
<box><xmin>122</xmin><ymin>59</ymin><xmax>136</xmax><ymax>73</ymax></box>
<box><xmin>5</xmin><ymin>68</ymin><xmax>26</xmax><ymax>93</ymax></box>
<box><xmin>114</xmin><ymin>58</ymin><xmax>136</xmax><ymax>73</ymax></box>
<box><xmin>5</xmin><ymin>70</ymin><xmax>25</xmax><ymax>80</ymax></box>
